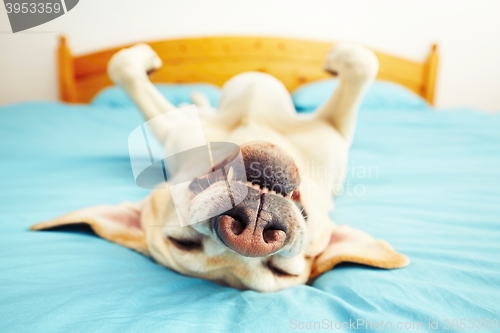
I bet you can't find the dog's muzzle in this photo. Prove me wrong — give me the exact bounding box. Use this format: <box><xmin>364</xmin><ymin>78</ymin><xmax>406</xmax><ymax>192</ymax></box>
<box><xmin>205</xmin><ymin>141</ymin><xmax>302</xmax><ymax>257</ymax></box>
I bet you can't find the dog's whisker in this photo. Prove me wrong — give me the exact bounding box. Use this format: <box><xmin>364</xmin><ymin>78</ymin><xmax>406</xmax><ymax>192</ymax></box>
<box><xmin>227</xmin><ymin>166</ymin><xmax>234</xmax><ymax>182</ymax></box>
<box><xmin>147</xmin><ymin>224</ymin><xmax>176</xmax><ymax>227</ymax></box>
<box><xmin>193</xmin><ymin>178</ymin><xmax>206</xmax><ymax>193</ymax></box>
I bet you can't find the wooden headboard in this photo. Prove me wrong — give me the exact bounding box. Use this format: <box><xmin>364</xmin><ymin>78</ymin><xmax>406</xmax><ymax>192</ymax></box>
<box><xmin>58</xmin><ymin>36</ymin><xmax>439</xmax><ymax>105</ymax></box>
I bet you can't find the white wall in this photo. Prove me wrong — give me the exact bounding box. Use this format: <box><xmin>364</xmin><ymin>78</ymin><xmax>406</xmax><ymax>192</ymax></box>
<box><xmin>1</xmin><ymin>0</ymin><xmax>499</xmax><ymax>111</ymax></box>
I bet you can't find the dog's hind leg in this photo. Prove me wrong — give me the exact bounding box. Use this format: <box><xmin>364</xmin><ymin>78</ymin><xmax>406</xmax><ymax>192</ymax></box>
<box><xmin>107</xmin><ymin>44</ymin><xmax>181</xmax><ymax>144</ymax></box>
<box><xmin>314</xmin><ymin>43</ymin><xmax>379</xmax><ymax>142</ymax></box>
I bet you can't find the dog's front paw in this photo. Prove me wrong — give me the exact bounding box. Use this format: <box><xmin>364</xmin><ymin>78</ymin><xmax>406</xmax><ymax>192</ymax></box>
<box><xmin>323</xmin><ymin>43</ymin><xmax>379</xmax><ymax>81</ymax></box>
<box><xmin>107</xmin><ymin>44</ymin><xmax>162</xmax><ymax>85</ymax></box>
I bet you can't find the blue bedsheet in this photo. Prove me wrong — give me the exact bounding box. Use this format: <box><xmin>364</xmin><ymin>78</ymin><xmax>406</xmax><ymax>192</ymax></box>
<box><xmin>1</xmin><ymin>101</ymin><xmax>499</xmax><ymax>332</ymax></box>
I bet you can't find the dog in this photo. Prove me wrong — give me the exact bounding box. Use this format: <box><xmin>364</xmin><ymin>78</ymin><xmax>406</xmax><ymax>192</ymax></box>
<box><xmin>31</xmin><ymin>42</ymin><xmax>409</xmax><ymax>292</ymax></box>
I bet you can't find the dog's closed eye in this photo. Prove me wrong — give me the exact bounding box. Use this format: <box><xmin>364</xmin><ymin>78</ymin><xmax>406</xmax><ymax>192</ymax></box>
<box><xmin>168</xmin><ymin>237</ymin><xmax>203</xmax><ymax>251</ymax></box>
<box><xmin>266</xmin><ymin>261</ymin><xmax>298</xmax><ymax>277</ymax></box>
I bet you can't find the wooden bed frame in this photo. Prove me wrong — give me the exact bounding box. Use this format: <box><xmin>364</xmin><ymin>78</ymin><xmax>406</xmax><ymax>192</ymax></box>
<box><xmin>58</xmin><ymin>36</ymin><xmax>439</xmax><ymax>105</ymax></box>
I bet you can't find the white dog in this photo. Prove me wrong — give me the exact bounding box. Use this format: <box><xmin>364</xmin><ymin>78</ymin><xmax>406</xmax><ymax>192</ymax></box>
<box><xmin>31</xmin><ymin>42</ymin><xmax>409</xmax><ymax>292</ymax></box>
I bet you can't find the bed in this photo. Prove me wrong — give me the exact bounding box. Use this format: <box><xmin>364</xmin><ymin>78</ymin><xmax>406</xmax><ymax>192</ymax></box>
<box><xmin>1</xmin><ymin>36</ymin><xmax>499</xmax><ymax>332</ymax></box>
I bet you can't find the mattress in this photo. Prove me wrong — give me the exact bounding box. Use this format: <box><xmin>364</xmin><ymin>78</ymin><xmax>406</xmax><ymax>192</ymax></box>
<box><xmin>1</xmin><ymin>84</ymin><xmax>499</xmax><ymax>332</ymax></box>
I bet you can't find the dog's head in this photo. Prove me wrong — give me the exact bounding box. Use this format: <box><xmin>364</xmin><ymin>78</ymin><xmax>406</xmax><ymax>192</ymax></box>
<box><xmin>31</xmin><ymin>140</ymin><xmax>408</xmax><ymax>292</ymax></box>
<box><xmin>165</xmin><ymin>140</ymin><xmax>310</xmax><ymax>290</ymax></box>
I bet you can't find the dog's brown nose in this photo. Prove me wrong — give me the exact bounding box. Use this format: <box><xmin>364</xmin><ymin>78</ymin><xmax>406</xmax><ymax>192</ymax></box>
<box><xmin>216</xmin><ymin>214</ymin><xmax>287</xmax><ymax>257</ymax></box>
<box><xmin>213</xmin><ymin>187</ymin><xmax>300</xmax><ymax>257</ymax></box>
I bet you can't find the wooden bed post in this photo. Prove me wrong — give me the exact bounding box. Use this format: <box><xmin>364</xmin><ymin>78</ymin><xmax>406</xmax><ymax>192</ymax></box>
<box><xmin>423</xmin><ymin>44</ymin><xmax>439</xmax><ymax>106</ymax></box>
<box><xmin>57</xmin><ymin>36</ymin><xmax>78</xmax><ymax>103</ymax></box>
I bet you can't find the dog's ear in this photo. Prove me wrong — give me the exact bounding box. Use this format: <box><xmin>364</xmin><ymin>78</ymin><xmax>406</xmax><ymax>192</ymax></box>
<box><xmin>310</xmin><ymin>225</ymin><xmax>409</xmax><ymax>279</ymax></box>
<box><xmin>30</xmin><ymin>201</ymin><xmax>148</xmax><ymax>255</ymax></box>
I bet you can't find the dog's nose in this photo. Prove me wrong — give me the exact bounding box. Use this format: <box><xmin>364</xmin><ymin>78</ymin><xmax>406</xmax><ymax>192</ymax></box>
<box><xmin>213</xmin><ymin>188</ymin><xmax>298</xmax><ymax>257</ymax></box>
<box><xmin>216</xmin><ymin>213</ymin><xmax>287</xmax><ymax>257</ymax></box>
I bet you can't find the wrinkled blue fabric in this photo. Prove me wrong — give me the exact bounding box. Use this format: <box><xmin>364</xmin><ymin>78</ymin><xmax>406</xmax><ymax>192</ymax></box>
<box><xmin>0</xmin><ymin>99</ymin><xmax>499</xmax><ymax>333</ymax></box>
